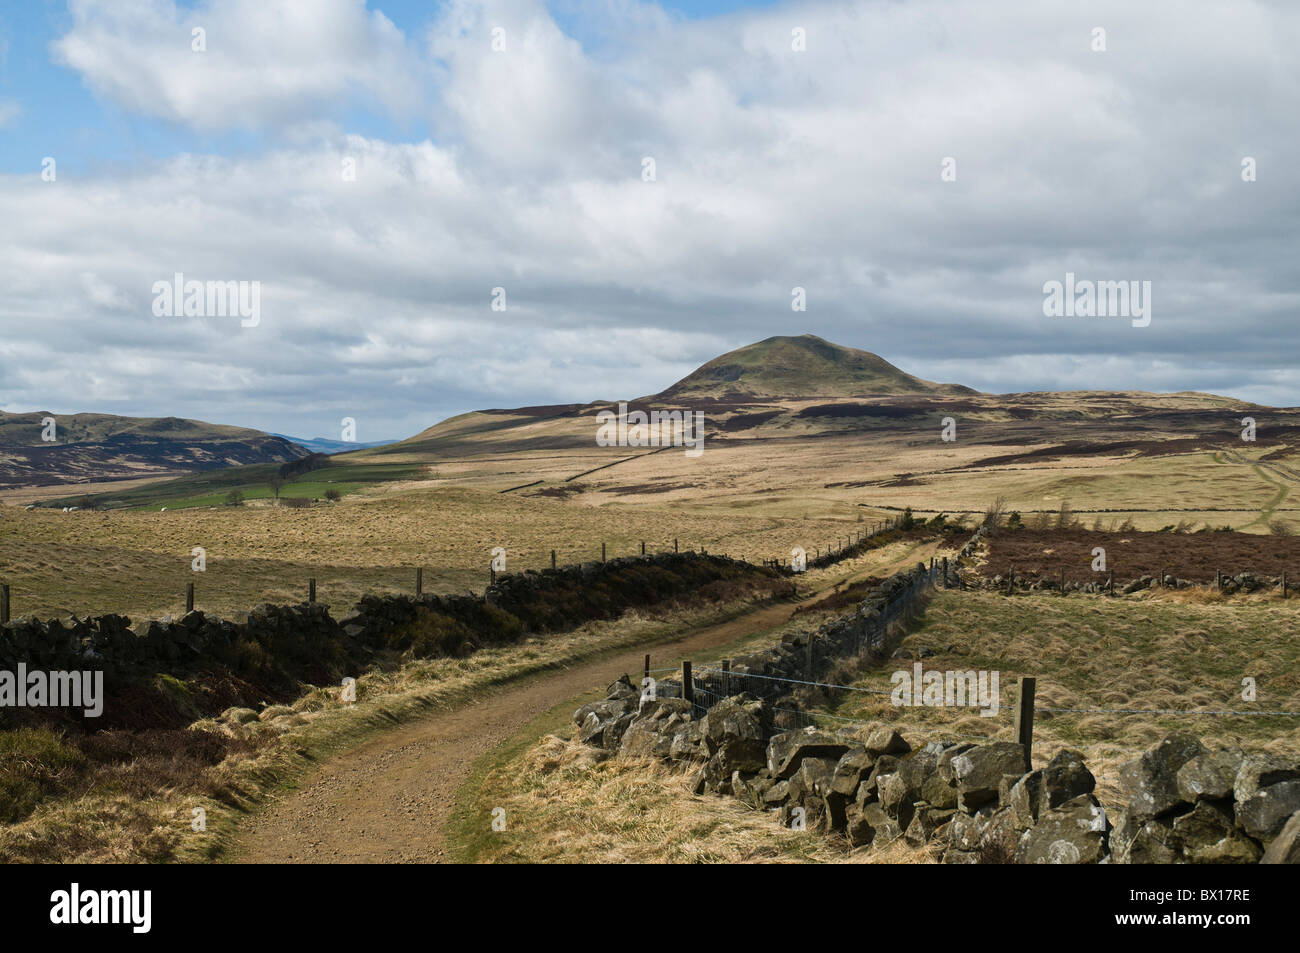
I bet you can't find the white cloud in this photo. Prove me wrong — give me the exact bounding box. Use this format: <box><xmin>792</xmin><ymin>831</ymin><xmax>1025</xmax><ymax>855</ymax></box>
<box><xmin>52</xmin><ymin>0</ymin><xmax>419</xmax><ymax>132</ymax></box>
<box><xmin>3</xmin><ymin>0</ymin><xmax>1299</xmax><ymax>439</ymax></box>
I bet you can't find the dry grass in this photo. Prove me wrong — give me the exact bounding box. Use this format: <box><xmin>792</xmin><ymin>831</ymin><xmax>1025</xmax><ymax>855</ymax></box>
<box><xmin>828</xmin><ymin>589</ymin><xmax>1300</xmax><ymax>809</ymax></box>
<box><xmin>0</xmin><ymin>485</ymin><xmax>881</xmax><ymax>620</ymax></box>
<box><xmin>468</xmin><ymin>734</ymin><xmax>938</xmax><ymax>864</ymax></box>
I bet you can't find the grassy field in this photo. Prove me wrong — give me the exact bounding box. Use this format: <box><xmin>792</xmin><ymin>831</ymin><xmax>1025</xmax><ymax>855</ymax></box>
<box><xmin>0</xmin><ymin>482</ymin><xmax>924</xmax><ymax>621</ymax></box>
<box><xmin>823</xmin><ymin>588</ymin><xmax>1300</xmax><ymax>808</ymax></box>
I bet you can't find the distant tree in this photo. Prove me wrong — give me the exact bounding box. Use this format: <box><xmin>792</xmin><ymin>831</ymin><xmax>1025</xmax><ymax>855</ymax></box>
<box><xmin>324</xmin><ymin>488</ymin><xmax>341</xmax><ymax>502</ymax></box>
<box><xmin>225</xmin><ymin>489</ymin><xmax>244</xmax><ymax>506</ymax></box>
<box><xmin>983</xmin><ymin>496</ymin><xmax>1007</xmax><ymax>531</ymax></box>
<box><xmin>267</xmin><ymin>475</ymin><xmax>285</xmax><ymax>502</ymax></box>
<box><xmin>1005</xmin><ymin>511</ymin><xmax>1023</xmax><ymax>531</ymax></box>
<box><xmin>279</xmin><ymin>453</ymin><xmax>330</xmax><ymax>480</ymax></box>
<box><xmin>899</xmin><ymin>507</ymin><xmax>916</xmax><ymax>530</ymax></box>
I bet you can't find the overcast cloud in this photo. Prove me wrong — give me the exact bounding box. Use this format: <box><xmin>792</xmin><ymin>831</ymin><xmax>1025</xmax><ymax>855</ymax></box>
<box><xmin>1</xmin><ymin>0</ymin><xmax>1297</xmax><ymax>440</ymax></box>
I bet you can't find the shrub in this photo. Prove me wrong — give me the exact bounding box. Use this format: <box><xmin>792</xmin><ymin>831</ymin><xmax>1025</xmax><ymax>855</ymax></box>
<box><xmin>982</xmin><ymin>497</ymin><xmax>1007</xmax><ymax>531</ymax></box>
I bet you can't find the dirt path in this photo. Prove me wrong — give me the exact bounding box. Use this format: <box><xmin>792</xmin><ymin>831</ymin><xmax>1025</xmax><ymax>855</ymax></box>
<box><xmin>227</xmin><ymin>543</ymin><xmax>939</xmax><ymax>864</ymax></box>
<box><xmin>1219</xmin><ymin>449</ymin><xmax>1293</xmax><ymax>529</ymax></box>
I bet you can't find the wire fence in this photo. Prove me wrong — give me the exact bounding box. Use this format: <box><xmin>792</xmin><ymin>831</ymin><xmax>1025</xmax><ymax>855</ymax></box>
<box><xmin>650</xmin><ymin>561</ymin><xmax>941</xmax><ymax>709</ymax></box>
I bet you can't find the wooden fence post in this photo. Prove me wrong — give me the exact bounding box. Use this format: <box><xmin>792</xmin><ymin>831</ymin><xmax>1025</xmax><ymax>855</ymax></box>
<box><xmin>416</xmin><ymin>567</ymin><xmax>423</xmax><ymax>597</ymax></box>
<box><xmin>722</xmin><ymin>658</ymin><xmax>731</xmax><ymax>698</ymax></box>
<box><xmin>674</xmin><ymin>538</ymin><xmax>678</xmax><ymax>553</ymax></box>
<box><xmin>806</xmin><ymin>635</ymin><xmax>815</xmax><ymax>679</ymax></box>
<box><xmin>1059</xmin><ymin>568</ymin><xmax>1065</xmax><ymax>595</ymax></box>
<box><xmin>1283</xmin><ymin>572</ymin><xmax>1288</xmax><ymax>599</ymax></box>
<box><xmin>551</xmin><ymin>550</ymin><xmax>556</xmax><ymax>570</ymax></box>
<box><xmin>1108</xmin><ymin>571</ymin><xmax>1115</xmax><ymax>596</ymax></box>
<box><xmin>942</xmin><ymin>556</ymin><xmax>949</xmax><ymax>589</ymax></box>
<box><xmin>641</xmin><ymin>540</ymin><xmax>646</xmax><ymax>555</ymax></box>
<box><xmin>682</xmin><ymin>661</ymin><xmax>694</xmax><ymax>708</ymax></box>
<box><xmin>1015</xmin><ymin>676</ymin><xmax>1036</xmax><ymax>765</ymax></box>
<box><xmin>490</xmin><ymin>563</ymin><xmax>496</xmax><ymax>585</ymax></box>
<box><xmin>186</xmin><ymin>582</ymin><xmax>195</xmax><ymax>613</ymax></box>
<box><xmin>309</xmin><ymin>578</ymin><xmax>316</xmax><ymax>604</ymax></box>
<box><xmin>644</xmin><ymin>654</ymin><xmax>650</xmax><ymax>686</ymax></box>
<box><xmin>0</xmin><ymin>584</ymin><xmax>8</xmax><ymax>625</ymax></box>
<box><xmin>601</xmin><ymin>542</ymin><xmax>606</xmax><ymax>562</ymax></box>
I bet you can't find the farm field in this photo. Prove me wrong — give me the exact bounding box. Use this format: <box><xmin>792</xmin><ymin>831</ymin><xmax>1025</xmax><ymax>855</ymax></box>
<box><xmin>5</xmin><ymin>451</ymin><xmax>1299</xmax><ymax>623</ymax></box>
<box><xmin>0</xmin><ymin>482</ymin><xmax>917</xmax><ymax>621</ymax></box>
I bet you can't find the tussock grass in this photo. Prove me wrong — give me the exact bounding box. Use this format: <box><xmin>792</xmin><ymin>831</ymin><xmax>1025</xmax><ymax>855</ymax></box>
<box><xmin>469</xmin><ymin>735</ymin><xmax>937</xmax><ymax>864</ymax></box>
<box><xmin>828</xmin><ymin>589</ymin><xmax>1300</xmax><ymax>807</ymax></box>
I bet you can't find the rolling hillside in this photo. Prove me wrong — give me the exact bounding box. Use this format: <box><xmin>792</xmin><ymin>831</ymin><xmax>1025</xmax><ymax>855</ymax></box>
<box><xmin>0</xmin><ymin>411</ymin><xmax>309</xmax><ymax>493</ymax></box>
<box><xmin>46</xmin><ymin>335</ymin><xmax>1300</xmax><ymax>530</ymax></box>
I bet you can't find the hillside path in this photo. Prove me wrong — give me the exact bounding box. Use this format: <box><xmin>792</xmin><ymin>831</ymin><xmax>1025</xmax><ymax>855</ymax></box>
<box><xmin>227</xmin><ymin>542</ymin><xmax>938</xmax><ymax>863</ymax></box>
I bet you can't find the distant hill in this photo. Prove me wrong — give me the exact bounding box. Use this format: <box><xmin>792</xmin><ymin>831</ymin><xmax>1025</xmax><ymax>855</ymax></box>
<box><xmin>46</xmin><ymin>335</ymin><xmax>1296</xmax><ymax>517</ymax></box>
<box><xmin>0</xmin><ymin>411</ymin><xmax>309</xmax><ymax>490</ymax></box>
<box><xmin>654</xmin><ymin>334</ymin><xmax>979</xmax><ymax>400</ymax></box>
<box><xmin>270</xmin><ymin>434</ymin><xmax>396</xmax><ymax>454</ymax></box>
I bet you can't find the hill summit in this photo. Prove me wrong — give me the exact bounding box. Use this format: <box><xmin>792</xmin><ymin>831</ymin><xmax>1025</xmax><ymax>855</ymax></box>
<box><xmin>654</xmin><ymin>334</ymin><xmax>977</xmax><ymax>400</ymax></box>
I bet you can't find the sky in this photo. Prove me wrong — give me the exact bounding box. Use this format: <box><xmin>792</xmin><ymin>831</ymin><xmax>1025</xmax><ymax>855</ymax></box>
<box><xmin>0</xmin><ymin>0</ymin><xmax>1297</xmax><ymax>442</ymax></box>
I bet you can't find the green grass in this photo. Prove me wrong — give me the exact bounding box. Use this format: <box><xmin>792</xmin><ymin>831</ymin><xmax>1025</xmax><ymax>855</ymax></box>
<box><xmin>139</xmin><ymin>480</ymin><xmax>369</xmax><ymax>510</ymax></box>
